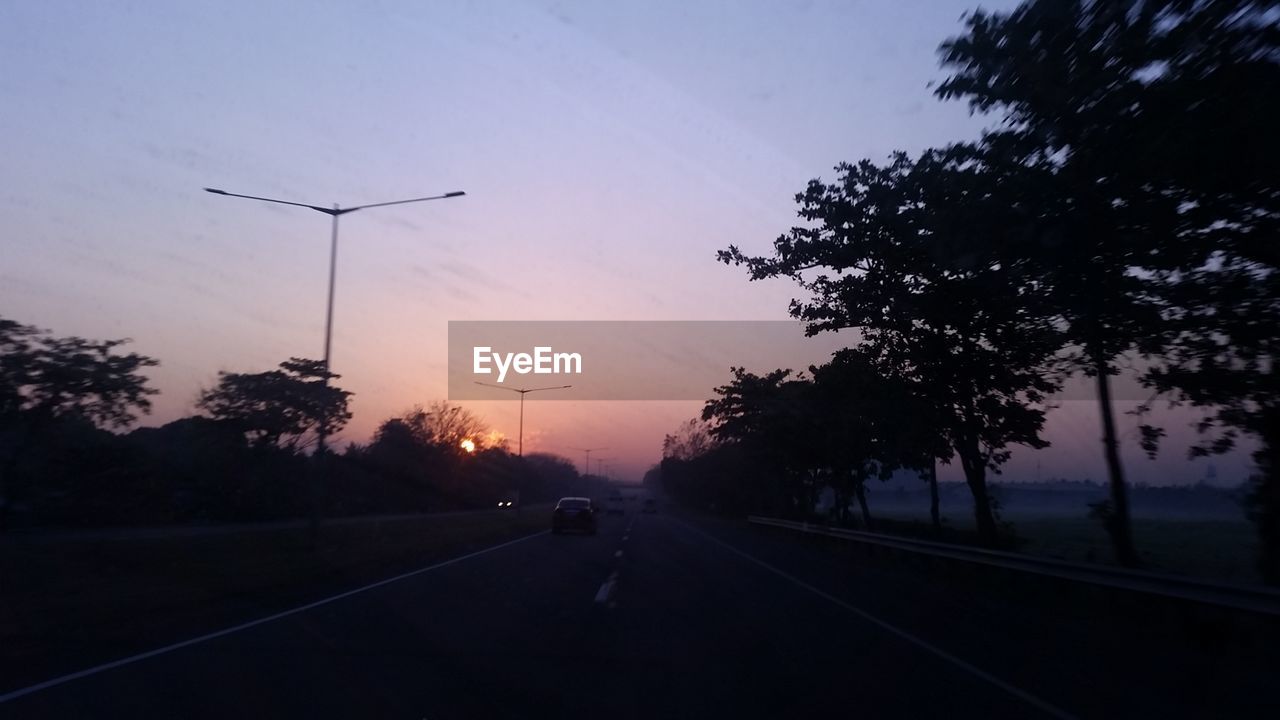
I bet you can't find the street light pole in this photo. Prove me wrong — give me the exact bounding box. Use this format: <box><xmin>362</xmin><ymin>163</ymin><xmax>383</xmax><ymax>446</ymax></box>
<box><xmin>474</xmin><ymin>381</ymin><xmax>571</xmax><ymax>513</ymax></box>
<box><xmin>204</xmin><ymin>187</ymin><xmax>464</xmax><ymax>541</ymax></box>
<box><xmin>473</xmin><ymin>382</ymin><xmax>572</xmax><ymax>457</ymax></box>
<box><xmin>324</xmin><ymin>205</ymin><xmax>339</xmax><ymax>373</ymax></box>
<box><xmin>569</xmin><ymin>446</ymin><xmax>608</xmax><ymax>477</ymax></box>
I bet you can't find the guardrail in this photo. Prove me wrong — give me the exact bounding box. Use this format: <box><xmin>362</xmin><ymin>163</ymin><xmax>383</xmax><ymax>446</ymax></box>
<box><xmin>747</xmin><ymin>515</ymin><xmax>1280</xmax><ymax>617</ymax></box>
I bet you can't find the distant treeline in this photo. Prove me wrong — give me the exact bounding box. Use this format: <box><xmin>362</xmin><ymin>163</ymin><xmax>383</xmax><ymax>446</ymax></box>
<box><xmin>3</xmin><ymin>412</ymin><xmax>598</xmax><ymax>530</ymax></box>
<box><xmin>0</xmin><ymin>317</ymin><xmax>601</xmax><ymax>529</ymax></box>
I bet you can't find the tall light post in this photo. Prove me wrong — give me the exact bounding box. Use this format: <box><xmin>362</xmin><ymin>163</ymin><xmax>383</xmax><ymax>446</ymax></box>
<box><xmin>473</xmin><ymin>381</ymin><xmax>571</xmax><ymax>457</ymax></box>
<box><xmin>204</xmin><ymin>186</ymin><xmax>465</xmax><ymax>539</ymax></box>
<box><xmin>474</xmin><ymin>381</ymin><xmax>571</xmax><ymax>513</ymax></box>
<box><xmin>568</xmin><ymin>446</ymin><xmax>608</xmax><ymax>477</ymax></box>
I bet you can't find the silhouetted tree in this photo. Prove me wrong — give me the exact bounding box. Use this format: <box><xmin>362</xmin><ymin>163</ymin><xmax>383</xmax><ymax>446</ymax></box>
<box><xmin>196</xmin><ymin>358</ymin><xmax>351</xmax><ymax>452</ymax></box>
<box><xmin>720</xmin><ymin>149</ymin><xmax>1062</xmax><ymax>545</ymax></box>
<box><xmin>886</xmin><ymin>382</ymin><xmax>954</xmax><ymax>532</ymax></box>
<box><xmin>0</xmin><ymin>317</ymin><xmax>158</xmax><ymax>529</ymax></box>
<box><xmin>662</xmin><ymin>418</ymin><xmax>719</xmax><ymax>462</ymax></box>
<box><xmin>933</xmin><ymin>0</ymin><xmax>1280</xmax><ymax>565</ymax></box>
<box><xmin>1145</xmin><ymin>269</ymin><xmax>1280</xmax><ymax>582</ymax></box>
<box><xmin>660</xmin><ymin>442</ymin><xmax>758</xmax><ymax>515</ymax></box>
<box><xmin>0</xmin><ymin>317</ymin><xmax>158</xmax><ymax>426</ymax></box>
<box><xmin>813</xmin><ymin>348</ymin><xmax>954</xmax><ymax>530</ymax></box>
<box><xmin>703</xmin><ymin>368</ymin><xmax>820</xmax><ymax>516</ymax></box>
<box><xmin>1121</xmin><ymin>0</ymin><xmax>1279</xmax><ymax>584</ymax></box>
<box><xmin>807</xmin><ymin>352</ymin><xmax>884</xmax><ymax>528</ymax></box>
<box><xmin>349</xmin><ymin>402</ymin><xmax>501</xmax><ymax>509</ymax></box>
<box><xmin>414</xmin><ymin>401</ymin><xmax>492</xmax><ymax>453</ymax></box>
<box><xmin>128</xmin><ymin>417</ymin><xmax>308</xmax><ymax>522</ymax></box>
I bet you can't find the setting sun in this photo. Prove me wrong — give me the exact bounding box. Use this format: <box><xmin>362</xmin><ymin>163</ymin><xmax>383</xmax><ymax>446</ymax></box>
<box><xmin>459</xmin><ymin>438</ymin><xmax>476</xmax><ymax>454</ymax></box>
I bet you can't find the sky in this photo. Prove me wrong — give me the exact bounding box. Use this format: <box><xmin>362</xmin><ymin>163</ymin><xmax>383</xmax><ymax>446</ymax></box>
<box><xmin>0</xmin><ymin>0</ymin><xmax>1255</xmax><ymax>485</ymax></box>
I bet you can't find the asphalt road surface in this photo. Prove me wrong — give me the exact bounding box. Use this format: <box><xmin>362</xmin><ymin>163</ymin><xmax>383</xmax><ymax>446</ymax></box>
<box><xmin>3</xmin><ymin>508</ymin><xmax>1276</xmax><ymax>718</ymax></box>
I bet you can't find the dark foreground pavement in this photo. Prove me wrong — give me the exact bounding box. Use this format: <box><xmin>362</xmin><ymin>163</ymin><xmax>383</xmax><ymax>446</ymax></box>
<box><xmin>3</xmin><ymin>509</ymin><xmax>1277</xmax><ymax>718</ymax></box>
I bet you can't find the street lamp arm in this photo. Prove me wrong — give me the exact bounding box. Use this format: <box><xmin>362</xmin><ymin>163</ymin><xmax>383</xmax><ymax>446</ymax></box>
<box><xmin>347</xmin><ymin>191</ymin><xmax>465</xmax><ymax>212</ymax></box>
<box><xmin>473</xmin><ymin>382</ymin><xmax>572</xmax><ymax>395</ymax></box>
<box><xmin>523</xmin><ymin>384</ymin><xmax>573</xmax><ymax>394</ymax></box>
<box><xmin>471</xmin><ymin>381</ymin><xmax>569</xmax><ymax>462</ymax></box>
<box><xmin>204</xmin><ymin>188</ymin><xmax>334</xmax><ymax>214</ymax></box>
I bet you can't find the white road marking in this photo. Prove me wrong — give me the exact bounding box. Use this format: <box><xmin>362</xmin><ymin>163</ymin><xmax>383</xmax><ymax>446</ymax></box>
<box><xmin>674</xmin><ymin>520</ymin><xmax>1078</xmax><ymax>720</ymax></box>
<box><xmin>614</xmin><ymin>550</ymin><xmax>623</xmax><ymax>558</ymax></box>
<box><xmin>0</xmin><ymin>530</ymin><xmax>550</xmax><ymax>705</ymax></box>
<box><xmin>594</xmin><ymin>571</ymin><xmax>620</xmax><ymax>604</ymax></box>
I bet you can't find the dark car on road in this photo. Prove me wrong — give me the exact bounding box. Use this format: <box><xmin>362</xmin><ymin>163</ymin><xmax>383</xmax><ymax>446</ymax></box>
<box><xmin>642</xmin><ymin>498</ymin><xmax>657</xmax><ymax>514</ymax></box>
<box><xmin>551</xmin><ymin>497</ymin><xmax>597</xmax><ymax>535</ymax></box>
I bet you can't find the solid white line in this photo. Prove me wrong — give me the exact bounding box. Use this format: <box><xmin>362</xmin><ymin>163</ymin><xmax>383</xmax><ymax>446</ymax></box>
<box><xmin>0</xmin><ymin>529</ymin><xmax>550</xmax><ymax>705</ymax></box>
<box><xmin>674</xmin><ymin>520</ymin><xmax>1077</xmax><ymax>720</ymax></box>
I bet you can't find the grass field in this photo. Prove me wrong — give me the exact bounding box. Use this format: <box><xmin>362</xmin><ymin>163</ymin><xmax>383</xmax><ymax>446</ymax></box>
<box><xmin>1015</xmin><ymin>516</ymin><xmax>1259</xmax><ymax>583</ymax></box>
<box><xmin>0</xmin><ymin>506</ymin><xmax>553</xmax><ymax>691</ymax></box>
<box><xmin>874</xmin><ymin>508</ymin><xmax>1262</xmax><ymax>585</ymax></box>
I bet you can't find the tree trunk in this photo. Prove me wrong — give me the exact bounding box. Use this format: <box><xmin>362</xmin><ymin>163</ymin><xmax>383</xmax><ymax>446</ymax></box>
<box><xmin>1093</xmin><ymin>354</ymin><xmax>1140</xmax><ymax>567</ymax></box>
<box><xmin>957</xmin><ymin>438</ymin><xmax>998</xmax><ymax>546</ymax></box>
<box><xmin>1256</xmin><ymin>466</ymin><xmax>1280</xmax><ymax>587</ymax></box>
<box><xmin>854</xmin><ymin>480</ymin><xmax>873</xmax><ymax>531</ymax></box>
<box><xmin>1251</xmin><ymin>411</ymin><xmax>1280</xmax><ymax>586</ymax></box>
<box><xmin>928</xmin><ymin>458</ymin><xmax>941</xmax><ymax>532</ymax></box>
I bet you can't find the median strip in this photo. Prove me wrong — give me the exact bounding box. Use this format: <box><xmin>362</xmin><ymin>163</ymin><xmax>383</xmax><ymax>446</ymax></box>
<box><xmin>0</xmin><ymin>529</ymin><xmax>548</xmax><ymax>705</ymax></box>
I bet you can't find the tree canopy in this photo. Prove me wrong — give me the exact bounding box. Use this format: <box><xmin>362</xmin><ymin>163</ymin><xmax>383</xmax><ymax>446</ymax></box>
<box><xmin>932</xmin><ymin>0</ymin><xmax>1280</xmax><ymax>566</ymax></box>
<box><xmin>197</xmin><ymin>357</ymin><xmax>352</xmax><ymax>451</ymax></box>
<box><xmin>720</xmin><ymin>149</ymin><xmax>1063</xmax><ymax>543</ymax></box>
<box><xmin>0</xmin><ymin>317</ymin><xmax>158</xmax><ymax>428</ymax></box>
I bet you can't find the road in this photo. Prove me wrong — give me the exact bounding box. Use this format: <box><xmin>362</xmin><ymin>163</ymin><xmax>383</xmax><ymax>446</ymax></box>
<box><xmin>2</xmin><ymin>506</ymin><xmax>1276</xmax><ymax>718</ymax></box>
